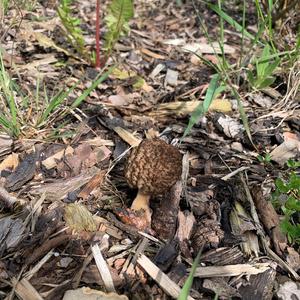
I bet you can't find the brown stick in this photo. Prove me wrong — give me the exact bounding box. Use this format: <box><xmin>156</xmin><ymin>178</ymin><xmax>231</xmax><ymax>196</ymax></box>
<box><xmin>25</xmin><ymin>234</ymin><xmax>70</xmax><ymax>266</ymax></box>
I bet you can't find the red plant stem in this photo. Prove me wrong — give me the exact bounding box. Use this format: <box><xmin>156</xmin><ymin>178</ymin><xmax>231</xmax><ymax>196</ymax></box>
<box><xmin>95</xmin><ymin>0</ymin><xmax>101</xmax><ymax>68</ymax></box>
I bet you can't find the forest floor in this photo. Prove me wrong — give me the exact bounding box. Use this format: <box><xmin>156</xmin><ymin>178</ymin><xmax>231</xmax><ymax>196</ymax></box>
<box><xmin>0</xmin><ymin>0</ymin><xmax>299</xmax><ymax>299</ymax></box>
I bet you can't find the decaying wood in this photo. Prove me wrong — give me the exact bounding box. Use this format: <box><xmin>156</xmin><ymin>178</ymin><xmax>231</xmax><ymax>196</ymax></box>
<box><xmin>30</xmin><ymin>168</ymin><xmax>99</xmax><ymax>201</ymax></box>
<box><xmin>0</xmin><ymin>134</ymin><xmax>13</xmax><ymax>158</ymax></box>
<box><xmin>152</xmin><ymin>181</ymin><xmax>183</xmax><ymax>240</ymax></box>
<box><xmin>113</xmin><ymin>127</ymin><xmax>141</xmax><ymax>147</ymax></box>
<box><xmin>252</xmin><ymin>186</ymin><xmax>287</xmax><ymax>255</ymax></box>
<box><xmin>238</xmin><ymin>267</ymin><xmax>277</xmax><ymax>300</ymax></box>
<box><xmin>78</xmin><ymin>170</ymin><xmax>106</xmax><ymax>199</ymax></box>
<box><xmin>11</xmin><ymin>278</ymin><xmax>43</xmax><ymax>300</ymax></box>
<box><xmin>5</xmin><ymin>151</ymin><xmax>37</xmax><ymax>191</ymax></box>
<box><xmin>200</xmin><ymin>247</ymin><xmax>244</xmax><ymax>265</ymax></box>
<box><xmin>241</xmin><ymin>175</ymin><xmax>300</xmax><ymax>281</ymax></box>
<box><xmin>203</xmin><ymin>277</ymin><xmax>240</xmax><ymax>299</ymax></box>
<box><xmin>193</xmin><ymin>262</ymin><xmax>276</xmax><ymax>278</ymax></box>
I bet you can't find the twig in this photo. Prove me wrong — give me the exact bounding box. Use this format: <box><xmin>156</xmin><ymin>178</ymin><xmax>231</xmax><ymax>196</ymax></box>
<box><xmin>25</xmin><ymin>234</ymin><xmax>70</xmax><ymax>266</ymax></box>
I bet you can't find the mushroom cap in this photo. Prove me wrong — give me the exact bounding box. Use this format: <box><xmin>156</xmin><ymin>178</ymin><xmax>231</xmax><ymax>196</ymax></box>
<box><xmin>124</xmin><ymin>138</ymin><xmax>182</xmax><ymax>195</ymax></box>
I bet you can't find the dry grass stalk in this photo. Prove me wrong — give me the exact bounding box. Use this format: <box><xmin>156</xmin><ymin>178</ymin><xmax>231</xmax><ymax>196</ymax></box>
<box><xmin>137</xmin><ymin>254</ymin><xmax>195</xmax><ymax>300</ymax></box>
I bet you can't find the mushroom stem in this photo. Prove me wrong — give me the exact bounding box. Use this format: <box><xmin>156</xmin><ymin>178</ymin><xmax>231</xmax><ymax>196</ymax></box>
<box><xmin>131</xmin><ymin>191</ymin><xmax>152</xmax><ymax>222</ymax></box>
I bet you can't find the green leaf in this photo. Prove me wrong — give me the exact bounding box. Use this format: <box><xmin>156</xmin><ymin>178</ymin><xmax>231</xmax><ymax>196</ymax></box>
<box><xmin>110</xmin><ymin>0</ymin><xmax>134</xmax><ymax>21</ymax></box>
<box><xmin>275</xmin><ymin>178</ymin><xmax>289</xmax><ymax>193</ymax></box>
<box><xmin>287</xmin><ymin>159</ymin><xmax>300</xmax><ymax>168</ymax></box>
<box><xmin>281</xmin><ymin>219</ymin><xmax>300</xmax><ymax>241</ymax></box>
<box><xmin>263</xmin><ymin>58</ymin><xmax>280</xmax><ymax>78</ymax></box>
<box><xmin>37</xmin><ymin>83</ymin><xmax>78</xmax><ymax>126</ymax></box>
<box><xmin>256</xmin><ymin>76</ymin><xmax>276</xmax><ymax>89</ymax></box>
<box><xmin>288</xmin><ymin>172</ymin><xmax>300</xmax><ymax>190</ymax></box>
<box><xmin>70</xmin><ymin>66</ymin><xmax>115</xmax><ymax>109</ymax></box>
<box><xmin>247</xmin><ymin>70</ymin><xmax>255</xmax><ymax>86</ymax></box>
<box><xmin>285</xmin><ymin>196</ymin><xmax>300</xmax><ymax>211</ymax></box>
<box><xmin>104</xmin><ymin>0</ymin><xmax>134</xmax><ymax>53</ymax></box>
<box><xmin>256</xmin><ymin>44</ymin><xmax>271</xmax><ymax>77</ymax></box>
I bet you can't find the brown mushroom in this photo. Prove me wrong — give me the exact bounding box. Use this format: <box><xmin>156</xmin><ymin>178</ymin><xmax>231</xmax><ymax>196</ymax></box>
<box><xmin>124</xmin><ymin>138</ymin><xmax>182</xmax><ymax>223</ymax></box>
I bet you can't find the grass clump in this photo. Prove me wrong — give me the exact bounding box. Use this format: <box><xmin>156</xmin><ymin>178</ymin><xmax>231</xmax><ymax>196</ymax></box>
<box><xmin>0</xmin><ymin>49</ymin><xmax>114</xmax><ymax>138</ymax></box>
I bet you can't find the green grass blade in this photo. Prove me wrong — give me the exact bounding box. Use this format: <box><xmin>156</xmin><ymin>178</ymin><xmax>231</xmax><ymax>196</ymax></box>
<box><xmin>37</xmin><ymin>83</ymin><xmax>78</xmax><ymax>126</ymax></box>
<box><xmin>0</xmin><ymin>49</ymin><xmax>20</xmax><ymax>136</ymax></box>
<box><xmin>182</xmin><ymin>74</ymin><xmax>221</xmax><ymax>138</ymax></box>
<box><xmin>207</xmin><ymin>3</ymin><xmax>256</xmax><ymax>42</ymax></box>
<box><xmin>0</xmin><ymin>113</ymin><xmax>11</xmax><ymax>129</ymax></box>
<box><xmin>70</xmin><ymin>66</ymin><xmax>115</xmax><ymax>109</ymax></box>
<box><xmin>231</xmin><ymin>86</ymin><xmax>253</xmax><ymax>146</ymax></box>
<box><xmin>178</xmin><ymin>250</ymin><xmax>202</xmax><ymax>300</ymax></box>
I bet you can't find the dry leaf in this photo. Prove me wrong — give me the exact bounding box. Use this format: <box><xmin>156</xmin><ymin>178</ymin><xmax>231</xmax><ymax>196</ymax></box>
<box><xmin>277</xmin><ymin>281</ymin><xmax>300</xmax><ymax>300</ymax></box>
<box><xmin>216</xmin><ymin>115</ymin><xmax>244</xmax><ymax>138</ymax></box>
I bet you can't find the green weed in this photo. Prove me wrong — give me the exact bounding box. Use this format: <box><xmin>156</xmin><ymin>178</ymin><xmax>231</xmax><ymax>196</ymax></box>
<box><xmin>57</xmin><ymin>0</ymin><xmax>86</xmax><ymax>58</ymax></box>
<box><xmin>0</xmin><ymin>0</ymin><xmax>10</xmax><ymax>15</ymax></box>
<box><xmin>272</xmin><ymin>160</ymin><xmax>300</xmax><ymax>244</ymax></box>
<box><xmin>186</xmin><ymin>0</ymin><xmax>299</xmax><ymax>146</ymax></box>
<box><xmin>56</xmin><ymin>0</ymin><xmax>134</xmax><ymax>66</ymax></box>
<box><xmin>104</xmin><ymin>0</ymin><xmax>134</xmax><ymax>59</ymax></box>
<box><xmin>247</xmin><ymin>44</ymin><xmax>280</xmax><ymax>89</ymax></box>
<box><xmin>257</xmin><ymin>152</ymin><xmax>272</xmax><ymax>164</ymax></box>
<box><xmin>0</xmin><ymin>49</ymin><xmax>114</xmax><ymax>138</ymax></box>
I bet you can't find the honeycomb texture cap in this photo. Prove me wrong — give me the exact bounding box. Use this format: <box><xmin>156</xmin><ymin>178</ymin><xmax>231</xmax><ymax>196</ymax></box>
<box><xmin>124</xmin><ymin>138</ymin><xmax>182</xmax><ymax>195</ymax></box>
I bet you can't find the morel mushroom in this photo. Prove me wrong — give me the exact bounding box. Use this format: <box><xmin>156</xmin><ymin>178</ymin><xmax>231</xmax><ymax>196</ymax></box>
<box><xmin>124</xmin><ymin>138</ymin><xmax>182</xmax><ymax>223</ymax></box>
